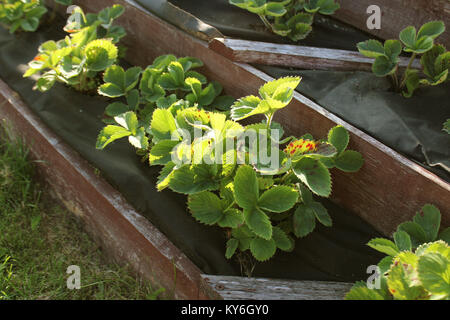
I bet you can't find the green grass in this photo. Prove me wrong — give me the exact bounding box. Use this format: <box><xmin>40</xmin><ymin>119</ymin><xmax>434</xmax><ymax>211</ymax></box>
<box><xmin>0</xmin><ymin>126</ymin><xmax>165</xmax><ymax>300</ymax></box>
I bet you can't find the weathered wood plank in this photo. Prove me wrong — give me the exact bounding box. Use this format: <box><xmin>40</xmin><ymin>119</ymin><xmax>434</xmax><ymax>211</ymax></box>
<box><xmin>0</xmin><ymin>79</ymin><xmax>221</xmax><ymax>300</ymax></box>
<box><xmin>201</xmin><ymin>275</ymin><xmax>353</xmax><ymax>300</ymax></box>
<box><xmin>62</xmin><ymin>0</ymin><xmax>449</xmax><ymax>236</ymax></box>
<box><xmin>334</xmin><ymin>0</ymin><xmax>450</xmax><ymax>48</ymax></box>
<box><xmin>209</xmin><ymin>37</ymin><xmax>421</xmax><ymax>71</ymax></box>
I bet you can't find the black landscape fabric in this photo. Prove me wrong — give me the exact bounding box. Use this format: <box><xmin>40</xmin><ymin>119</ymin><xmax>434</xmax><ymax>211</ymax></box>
<box><xmin>0</xmin><ymin>24</ymin><xmax>384</xmax><ymax>282</ymax></box>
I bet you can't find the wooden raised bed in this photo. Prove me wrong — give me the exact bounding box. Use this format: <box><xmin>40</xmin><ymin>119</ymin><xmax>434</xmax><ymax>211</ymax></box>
<box><xmin>1</xmin><ymin>0</ymin><xmax>448</xmax><ymax>299</ymax></box>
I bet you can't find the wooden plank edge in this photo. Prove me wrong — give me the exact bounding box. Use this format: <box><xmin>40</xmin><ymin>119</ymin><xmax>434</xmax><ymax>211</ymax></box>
<box><xmin>0</xmin><ymin>78</ymin><xmax>221</xmax><ymax>300</ymax></box>
<box><xmin>209</xmin><ymin>37</ymin><xmax>421</xmax><ymax>71</ymax></box>
<box><xmin>201</xmin><ymin>275</ymin><xmax>353</xmax><ymax>300</ymax></box>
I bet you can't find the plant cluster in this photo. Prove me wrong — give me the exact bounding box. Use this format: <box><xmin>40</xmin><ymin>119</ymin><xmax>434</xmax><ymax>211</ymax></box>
<box><xmin>23</xmin><ymin>4</ymin><xmax>126</xmax><ymax>93</ymax></box>
<box><xmin>0</xmin><ymin>0</ymin><xmax>47</xmax><ymax>33</ymax></box>
<box><xmin>97</xmin><ymin>75</ymin><xmax>364</xmax><ymax>262</ymax></box>
<box><xmin>229</xmin><ymin>0</ymin><xmax>339</xmax><ymax>41</ymax></box>
<box><xmin>346</xmin><ymin>204</ymin><xmax>450</xmax><ymax>300</ymax></box>
<box><xmin>357</xmin><ymin>21</ymin><xmax>449</xmax><ymax>97</ymax></box>
<box><xmin>96</xmin><ymin>54</ymin><xmax>236</xmax><ymax>151</ymax></box>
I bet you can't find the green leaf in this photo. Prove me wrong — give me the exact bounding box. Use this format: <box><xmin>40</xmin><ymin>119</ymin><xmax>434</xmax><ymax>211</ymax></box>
<box><xmin>399</xmin><ymin>26</ymin><xmax>417</xmax><ymax>48</ymax></box>
<box><xmin>417</xmin><ymin>21</ymin><xmax>445</xmax><ymax>40</ymax></box>
<box><xmin>327</xmin><ymin>125</ymin><xmax>349</xmax><ymax>154</ymax></box>
<box><xmin>178</xmin><ymin>57</ymin><xmax>204</xmax><ymax>71</ymax></box>
<box><xmin>103</xmin><ymin>65</ymin><xmax>125</xmax><ymax>87</ymax></box>
<box><xmin>393</xmin><ymin>230</ymin><xmax>412</xmax><ymax>252</ymax></box>
<box><xmin>272</xmin><ymin>227</ymin><xmax>293</xmax><ymax>251</ymax></box>
<box><xmin>125</xmin><ymin>67</ymin><xmax>142</xmax><ymax>92</ymax></box>
<box><xmin>357</xmin><ymin>39</ymin><xmax>386</xmax><ymax>58</ymax></box>
<box><xmin>36</xmin><ymin>71</ymin><xmax>56</xmax><ymax>92</ymax></box>
<box><xmin>288</xmin><ymin>23</ymin><xmax>312</xmax><ymax>41</ymax></box>
<box><xmin>54</xmin><ymin>0</ymin><xmax>73</xmax><ymax>5</ymax></box>
<box><xmin>265</xmin><ymin>2</ymin><xmax>286</xmax><ymax>17</ymax></box>
<box><xmin>387</xmin><ymin>263</ymin><xmax>425</xmax><ymax>300</ymax></box>
<box><xmin>98</xmin><ymin>83</ymin><xmax>124</xmax><ymax>97</ymax></box>
<box><xmin>218</xmin><ymin>209</ymin><xmax>244</xmax><ymax>228</ymax></box>
<box><xmin>317</xmin><ymin>0</ymin><xmax>340</xmax><ymax>15</ymax></box>
<box><xmin>413</xmin><ymin>204</ymin><xmax>441</xmax><ymax>242</ymax></box>
<box><xmin>149</xmin><ymin>140</ymin><xmax>179</xmax><ymax>165</ymax></box>
<box><xmin>259</xmin><ymin>76</ymin><xmax>301</xmax><ymax>100</ymax></box>
<box><xmin>233</xmin><ymin>165</ymin><xmax>259</xmax><ymax>210</ymax></box>
<box><xmin>397</xmin><ymin>221</ymin><xmax>428</xmax><ymax>248</ymax></box>
<box><xmin>420</xmin><ymin>45</ymin><xmax>449</xmax><ymax>84</ymax></box>
<box><xmin>404</xmin><ymin>36</ymin><xmax>434</xmax><ymax>54</ymax></box>
<box><xmin>384</xmin><ymin>39</ymin><xmax>402</xmax><ymax>62</ymax></box>
<box><xmin>334</xmin><ymin>150</ymin><xmax>364</xmax><ymax>172</ymax></box>
<box><xmin>230</xmin><ymin>95</ymin><xmax>261</xmax><ymax>121</ymax></box>
<box><xmin>372</xmin><ymin>55</ymin><xmax>398</xmax><ymax>77</ymax></box>
<box><xmin>96</xmin><ymin>125</ymin><xmax>131</xmax><ymax>149</ymax></box>
<box><xmin>232</xmin><ymin>225</ymin><xmax>254</xmax><ymax>251</ymax></box>
<box><xmin>378</xmin><ymin>256</ymin><xmax>394</xmax><ymax>274</ymax></box>
<box><xmin>188</xmin><ymin>192</ymin><xmax>224</xmax><ymax>225</ymax></box>
<box><xmin>297</xmin><ymin>183</ymin><xmax>313</xmax><ymax>205</ymax></box>
<box><xmin>293</xmin><ymin>204</ymin><xmax>316</xmax><ymax>238</ymax></box>
<box><xmin>168</xmin><ymin>61</ymin><xmax>185</xmax><ymax>86</ymax></box>
<box><xmin>293</xmin><ymin>157</ymin><xmax>331</xmax><ymax>197</ymax></box>
<box><xmin>105</xmin><ymin>102</ymin><xmax>130</xmax><ymax>117</ymax></box>
<box><xmin>345</xmin><ymin>282</ymin><xmax>386</xmax><ymax>300</ymax></box>
<box><xmin>257</xmin><ymin>186</ymin><xmax>298</xmax><ymax>213</ymax></box>
<box><xmin>169</xmin><ymin>165</ymin><xmax>220</xmax><ymax>195</ymax></box>
<box><xmin>150</xmin><ymin>109</ymin><xmax>178</xmax><ymax>141</ymax></box>
<box><xmin>250</xmin><ymin>238</ymin><xmax>277</xmax><ymax>262</ymax></box>
<box><xmin>21</xmin><ymin>17</ymin><xmax>39</xmax><ymax>32</ymax></box>
<box><xmin>114</xmin><ymin>111</ymin><xmax>138</xmax><ymax>135</ymax></box>
<box><xmin>84</xmin><ymin>39</ymin><xmax>118</xmax><ymax>72</ymax></box>
<box><xmin>156</xmin><ymin>162</ymin><xmax>176</xmax><ymax>191</ymax></box>
<box><xmin>244</xmin><ymin>207</ymin><xmax>272</xmax><ymax>240</ymax></box>
<box><xmin>309</xmin><ymin>202</ymin><xmax>332</xmax><ymax>227</ymax></box>
<box><xmin>439</xmin><ymin>228</ymin><xmax>450</xmax><ymax>243</ymax></box>
<box><xmin>367</xmin><ymin>238</ymin><xmax>399</xmax><ymax>256</ymax></box>
<box><xmin>128</xmin><ymin>127</ymin><xmax>148</xmax><ymax>150</ymax></box>
<box><xmin>417</xmin><ymin>252</ymin><xmax>450</xmax><ymax>297</ymax></box>
<box><xmin>225</xmin><ymin>239</ymin><xmax>239</xmax><ymax>259</ymax></box>
<box><xmin>402</xmin><ymin>69</ymin><xmax>420</xmax><ymax>98</ymax></box>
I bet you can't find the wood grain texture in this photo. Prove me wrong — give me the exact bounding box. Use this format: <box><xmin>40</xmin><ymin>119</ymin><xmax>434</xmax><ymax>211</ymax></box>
<box><xmin>209</xmin><ymin>38</ymin><xmax>421</xmax><ymax>71</ymax></box>
<box><xmin>334</xmin><ymin>0</ymin><xmax>450</xmax><ymax>48</ymax></box>
<box><xmin>201</xmin><ymin>275</ymin><xmax>353</xmax><ymax>300</ymax></box>
<box><xmin>0</xmin><ymin>79</ymin><xmax>221</xmax><ymax>300</ymax></box>
<box><xmin>68</xmin><ymin>0</ymin><xmax>449</xmax><ymax>236</ymax></box>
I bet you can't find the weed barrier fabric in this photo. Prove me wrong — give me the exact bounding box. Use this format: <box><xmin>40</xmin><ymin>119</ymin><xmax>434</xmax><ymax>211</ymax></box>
<box><xmin>0</xmin><ymin>25</ymin><xmax>384</xmax><ymax>282</ymax></box>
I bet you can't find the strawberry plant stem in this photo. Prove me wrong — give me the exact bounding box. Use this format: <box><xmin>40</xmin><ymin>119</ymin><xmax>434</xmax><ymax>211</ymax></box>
<box><xmin>258</xmin><ymin>14</ymin><xmax>273</xmax><ymax>31</ymax></box>
<box><xmin>391</xmin><ymin>72</ymin><xmax>399</xmax><ymax>91</ymax></box>
<box><xmin>399</xmin><ymin>53</ymin><xmax>417</xmax><ymax>89</ymax></box>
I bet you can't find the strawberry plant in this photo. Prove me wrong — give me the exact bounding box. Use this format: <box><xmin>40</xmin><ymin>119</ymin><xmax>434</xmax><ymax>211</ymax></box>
<box><xmin>444</xmin><ymin>119</ymin><xmax>450</xmax><ymax>134</ymax></box>
<box><xmin>23</xmin><ymin>4</ymin><xmax>125</xmax><ymax>93</ymax></box>
<box><xmin>346</xmin><ymin>204</ymin><xmax>450</xmax><ymax>300</ymax></box>
<box><xmin>0</xmin><ymin>0</ymin><xmax>47</xmax><ymax>33</ymax></box>
<box><xmin>229</xmin><ymin>0</ymin><xmax>340</xmax><ymax>41</ymax></box>
<box><xmin>96</xmin><ymin>75</ymin><xmax>364</xmax><ymax>265</ymax></box>
<box><xmin>357</xmin><ymin>21</ymin><xmax>449</xmax><ymax>97</ymax></box>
